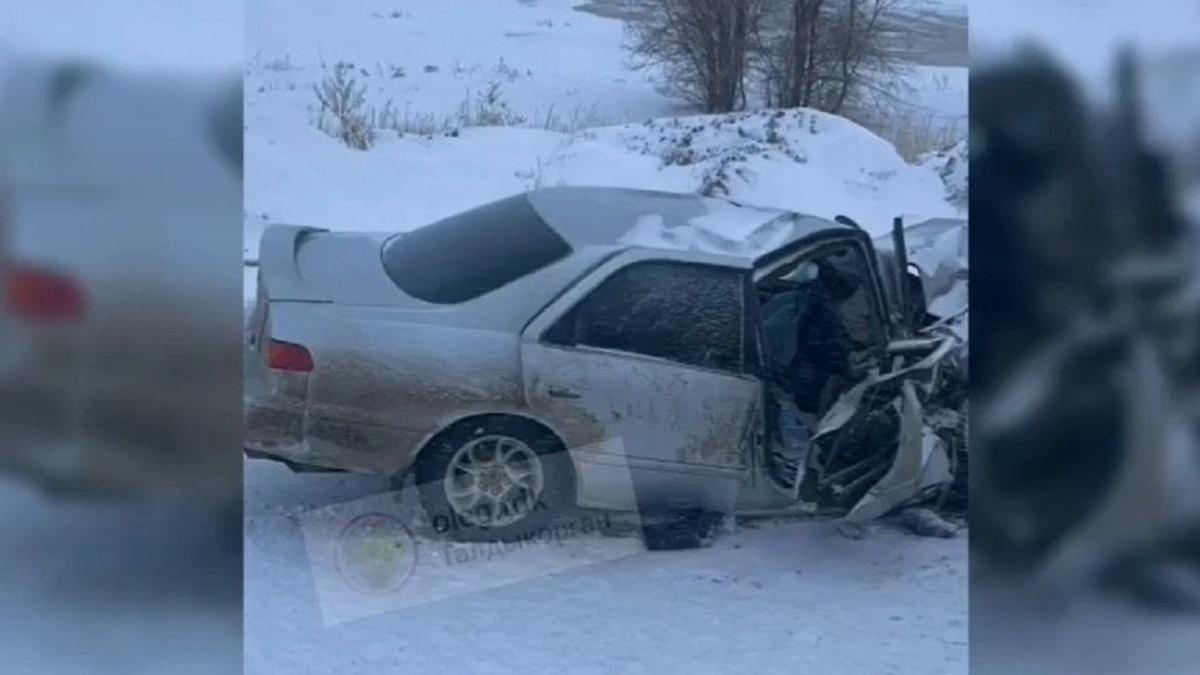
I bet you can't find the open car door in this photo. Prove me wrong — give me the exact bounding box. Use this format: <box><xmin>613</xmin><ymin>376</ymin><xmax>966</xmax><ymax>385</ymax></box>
<box><xmin>750</xmin><ymin>227</ymin><xmax>959</xmax><ymax>518</ymax></box>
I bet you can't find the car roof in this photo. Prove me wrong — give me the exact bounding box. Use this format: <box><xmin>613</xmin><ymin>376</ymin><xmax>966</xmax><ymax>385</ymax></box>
<box><xmin>525</xmin><ymin>186</ymin><xmax>856</xmax><ymax>265</ymax></box>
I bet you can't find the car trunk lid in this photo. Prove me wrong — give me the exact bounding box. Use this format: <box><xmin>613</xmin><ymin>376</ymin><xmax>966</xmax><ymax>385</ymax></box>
<box><xmin>257</xmin><ymin>224</ymin><xmax>424</xmax><ymax>307</ymax></box>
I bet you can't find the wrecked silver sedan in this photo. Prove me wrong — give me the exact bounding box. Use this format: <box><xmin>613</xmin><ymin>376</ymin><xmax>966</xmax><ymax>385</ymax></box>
<box><xmin>244</xmin><ymin>187</ymin><xmax>964</xmax><ymax>540</ymax></box>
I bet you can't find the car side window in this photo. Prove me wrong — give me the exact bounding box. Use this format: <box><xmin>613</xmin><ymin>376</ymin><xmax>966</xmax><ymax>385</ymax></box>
<box><xmin>545</xmin><ymin>261</ymin><xmax>745</xmax><ymax>373</ymax></box>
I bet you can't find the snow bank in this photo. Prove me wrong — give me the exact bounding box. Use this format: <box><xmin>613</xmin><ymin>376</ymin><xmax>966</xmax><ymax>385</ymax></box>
<box><xmin>595</xmin><ymin>108</ymin><xmax>957</xmax><ymax>228</ymax></box>
<box><xmin>246</xmin><ymin>107</ymin><xmax>958</xmax><ymax>268</ymax></box>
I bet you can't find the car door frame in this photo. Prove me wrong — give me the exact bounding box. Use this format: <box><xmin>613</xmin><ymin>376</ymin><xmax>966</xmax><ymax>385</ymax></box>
<box><xmin>733</xmin><ymin>229</ymin><xmax>905</xmax><ymax>511</ymax></box>
<box><xmin>752</xmin><ymin>228</ymin><xmax>896</xmax><ymax>350</ymax></box>
<box><xmin>518</xmin><ymin>247</ymin><xmax>765</xmax><ymax>512</ymax></box>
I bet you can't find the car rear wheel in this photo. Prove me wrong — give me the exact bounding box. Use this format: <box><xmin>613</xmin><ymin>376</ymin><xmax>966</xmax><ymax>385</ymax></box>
<box><xmin>413</xmin><ymin>416</ymin><xmax>575</xmax><ymax>542</ymax></box>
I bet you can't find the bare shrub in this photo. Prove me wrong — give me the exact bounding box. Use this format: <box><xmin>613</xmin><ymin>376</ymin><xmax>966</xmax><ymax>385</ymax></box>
<box><xmin>263</xmin><ymin>54</ymin><xmax>293</xmax><ymax>73</ymax></box>
<box><xmin>309</xmin><ymin>69</ymin><xmax>603</xmax><ymax>148</ymax></box>
<box><xmin>371</xmin><ymin>100</ymin><xmax>458</xmax><ymax>137</ymax></box>
<box><xmin>514</xmin><ymin>156</ymin><xmax>549</xmax><ymax>190</ymax></box>
<box><xmin>626</xmin><ymin>0</ymin><xmax>768</xmax><ymax>113</ymax></box>
<box><xmin>756</xmin><ymin>0</ymin><xmax>910</xmax><ymax>115</ymax></box>
<box><xmin>534</xmin><ymin>102</ymin><xmax>603</xmax><ymax>133</ymax></box>
<box><xmin>370</xmin><ymin>99</ymin><xmax>401</xmax><ymax>135</ymax></box>
<box><xmin>251</xmin><ymin>50</ymin><xmax>295</xmax><ymax>73</ymax></box>
<box><xmin>492</xmin><ymin>57</ymin><xmax>524</xmax><ymax>82</ymax></box>
<box><xmin>456</xmin><ymin>81</ymin><xmax>527</xmax><ymax>127</ymax></box>
<box><xmin>312</xmin><ymin>62</ymin><xmax>375</xmax><ymax>150</ymax></box>
<box><xmin>850</xmin><ymin>105</ymin><xmax>963</xmax><ymax>161</ymax></box>
<box><xmin>892</xmin><ymin>115</ymin><xmax>963</xmax><ymax>162</ymax></box>
<box><xmin>374</xmin><ymin>61</ymin><xmax>405</xmax><ymax>79</ymax></box>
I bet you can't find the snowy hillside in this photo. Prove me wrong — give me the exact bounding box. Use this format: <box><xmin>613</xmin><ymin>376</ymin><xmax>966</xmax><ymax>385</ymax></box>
<box><xmin>245</xmin><ymin>0</ymin><xmax>968</xmax><ymax>291</ymax></box>
<box><xmin>245</xmin><ymin>106</ymin><xmax>959</xmax><ymax>255</ymax></box>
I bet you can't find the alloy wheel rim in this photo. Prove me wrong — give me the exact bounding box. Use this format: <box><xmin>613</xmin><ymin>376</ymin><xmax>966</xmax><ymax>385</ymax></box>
<box><xmin>443</xmin><ymin>435</ymin><xmax>545</xmax><ymax>528</ymax></box>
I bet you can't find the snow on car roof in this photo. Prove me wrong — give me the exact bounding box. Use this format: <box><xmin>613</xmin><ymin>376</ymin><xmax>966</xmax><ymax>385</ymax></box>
<box><xmin>526</xmin><ymin>186</ymin><xmax>854</xmax><ymax>262</ymax></box>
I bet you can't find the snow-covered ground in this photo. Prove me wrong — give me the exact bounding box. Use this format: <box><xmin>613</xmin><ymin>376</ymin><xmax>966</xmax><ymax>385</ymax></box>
<box><xmin>245</xmin><ymin>460</ymin><xmax>966</xmax><ymax>675</ymax></box>
<box><xmin>0</xmin><ymin>479</ymin><xmax>241</xmax><ymax>674</ymax></box>
<box><xmin>244</xmin><ymin>2</ymin><xmax>968</xmax><ymax>671</ymax></box>
<box><xmin>247</xmin><ymin>0</ymin><xmax>685</xmax><ymax>128</ymax></box>
<box><xmin>973</xmin><ymin>581</ymin><xmax>1199</xmax><ymax>675</ymax></box>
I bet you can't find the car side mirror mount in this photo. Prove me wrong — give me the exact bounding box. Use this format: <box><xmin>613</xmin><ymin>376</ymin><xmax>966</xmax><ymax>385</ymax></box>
<box><xmin>903</xmin><ymin>264</ymin><xmax>931</xmax><ymax>330</ymax></box>
<box><xmin>890</xmin><ymin>216</ymin><xmax>911</xmax><ymax>336</ymax></box>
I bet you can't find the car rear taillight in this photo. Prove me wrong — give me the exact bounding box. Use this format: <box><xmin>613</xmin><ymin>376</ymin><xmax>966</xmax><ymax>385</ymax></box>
<box><xmin>267</xmin><ymin>339</ymin><xmax>313</xmax><ymax>372</ymax></box>
<box><xmin>4</xmin><ymin>264</ymin><xmax>87</xmax><ymax>322</ymax></box>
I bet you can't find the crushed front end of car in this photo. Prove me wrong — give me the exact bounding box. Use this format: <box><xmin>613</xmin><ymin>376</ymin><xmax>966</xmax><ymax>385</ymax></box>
<box><xmin>787</xmin><ymin>217</ymin><xmax>969</xmax><ymax>525</ymax></box>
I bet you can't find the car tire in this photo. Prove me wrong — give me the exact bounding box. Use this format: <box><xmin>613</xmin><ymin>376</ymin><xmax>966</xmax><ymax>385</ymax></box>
<box><xmin>413</xmin><ymin>415</ymin><xmax>576</xmax><ymax>542</ymax></box>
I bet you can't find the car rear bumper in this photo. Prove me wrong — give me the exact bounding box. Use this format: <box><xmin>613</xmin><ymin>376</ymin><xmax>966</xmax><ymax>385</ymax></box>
<box><xmin>0</xmin><ymin>330</ymin><xmax>242</xmax><ymax>502</ymax></box>
<box><xmin>0</xmin><ymin>426</ymin><xmax>161</xmax><ymax>496</ymax></box>
<box><xmin>244</xmin><ymin>398</ymin><xmax>427</xmax><ymax>476</ymax></box>
<box><xmin>0</xmin><ymin>391</ymin><xmax>241</xmax><ymax>504</ymax></box>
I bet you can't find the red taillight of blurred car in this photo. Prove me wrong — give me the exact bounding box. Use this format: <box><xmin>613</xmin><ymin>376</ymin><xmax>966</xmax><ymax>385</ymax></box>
<box><xmin>4</xmin><ymin>264</ymin><xmax>87</xmax><ymax>322</ymax></box>
<box><xmin>267</xmin><ymin>339</ymin><xmax>313</xmax><ymax>372</ymax></box>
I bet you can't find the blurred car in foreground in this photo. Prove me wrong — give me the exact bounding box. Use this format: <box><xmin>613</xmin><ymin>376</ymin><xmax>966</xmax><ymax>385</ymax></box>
<box><xmin>245</xmin><ymin>186</ymin><xmax>966</xmax><ymax>540</ymax></box>
<box><xmin>971</xmin><ymin>46</ymin><xmax>1200</xmax><ymax>610</ymax></box>
<box><xmin>0</xmin><ymin>59</ymin><xmax>242</xmax><ymax>506</ymax></box>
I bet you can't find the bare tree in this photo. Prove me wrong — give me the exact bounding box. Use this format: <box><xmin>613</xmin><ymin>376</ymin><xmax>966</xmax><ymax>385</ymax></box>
<box><xmin>759</xmin><ymin>0</ymin><xmax>825</xmax><ymax>108</ymax></box>
<box><xmin>627</xmin><ymin>0</ymin><xmax>767</xmax><ymax>114</ymax></box>
<box><xmin>757</xmin><ymin>0</ymin><xmax>907</xmax><ymax>115</ymax></box>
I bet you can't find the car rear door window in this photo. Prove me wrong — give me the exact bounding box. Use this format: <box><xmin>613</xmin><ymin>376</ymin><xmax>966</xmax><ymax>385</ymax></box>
<box><xmin>548</xmin><ymin>262</ymin><xmax>745</xmax><ymax>373</ymax></box>
<box><xmin>381</xmin><ymin>194</ymin><xmax>571</xmax><ymax>304</ymax></box>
